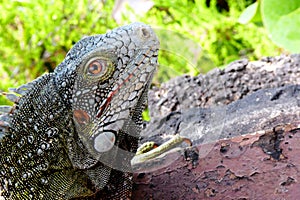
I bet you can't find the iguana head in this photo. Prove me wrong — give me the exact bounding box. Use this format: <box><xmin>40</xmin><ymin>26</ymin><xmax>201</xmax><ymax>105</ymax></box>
<box><xmin>54</xmin><ymin>23</ymin><xmax>159</xmax><ymax>167</ymax></box>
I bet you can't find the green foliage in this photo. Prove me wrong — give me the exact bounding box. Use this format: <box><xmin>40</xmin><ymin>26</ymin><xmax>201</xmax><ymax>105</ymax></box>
<box><xmin>119</xmin><ymin>0</ymin><xmax>281</xmax><ymax>77</ymax></box>
<box><xmin>142</xmin><ymin>108</ymin><xmax>150</xmax><ymax>121</ymax></box>
<box><xmin>151</xmin><ymin>28</ymin><xmax>215</xmax><ymax>83</ymax></box>
<box><xmin>238</xmin><ymin>2</ymin><xmax>261</xmax><ymax>24</ymax></box>
<box><xmin>261</xmin><ymin>0</ymin><xmax>300</xmax><ymax>53</ymax></box>
<box><xmin>239</xmin><ymin>0</ymin><xmax>300</xmax><ymax>53</ymax></box>
<box><xmin>0</xmin><ymin>0</ymin><xmax>117</xmax><ymax>104</ymax></box>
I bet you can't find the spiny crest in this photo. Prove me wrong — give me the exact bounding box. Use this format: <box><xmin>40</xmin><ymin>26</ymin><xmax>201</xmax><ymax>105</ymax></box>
<box><xmin>0</xmin><ymin>75</ymin><xmax>49</xmax><ymax>138</ymax></box>
<box><xmin>0</xmin><ymin>89</ymin><xmax>25</xmax><ymax>137</ymax></box>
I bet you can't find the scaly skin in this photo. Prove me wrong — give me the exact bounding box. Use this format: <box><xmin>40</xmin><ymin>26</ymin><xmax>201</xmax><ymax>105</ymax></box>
<box><xmin>0</xmin><ymin>22</ymin><xmax>159</xmax><ymax>199</ymax></box>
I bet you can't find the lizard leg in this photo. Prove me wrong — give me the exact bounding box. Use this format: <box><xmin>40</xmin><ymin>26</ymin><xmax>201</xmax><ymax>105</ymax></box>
<box><xmin>132</xmin><ymin>134</ymin><xmax>192</xmax><ymax>164</ymax></box>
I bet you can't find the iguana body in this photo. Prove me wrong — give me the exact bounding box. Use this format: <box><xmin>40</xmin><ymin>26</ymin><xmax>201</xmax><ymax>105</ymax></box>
<box><xmin>0</xmin><ymin>22</ymin><xmax>159</xmax><ymax>199</ymax></box>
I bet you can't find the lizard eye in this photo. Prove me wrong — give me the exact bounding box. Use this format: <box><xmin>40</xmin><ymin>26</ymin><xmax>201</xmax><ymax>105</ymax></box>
<box><xmin>87</xmin><ymin>59</ymin><xmax>106</xmax><ymax>75</ymax></box>
<box><xmin>84</xmin><ymin>57</ymin><xmax>114</xmax><ymax>80</ymax></box>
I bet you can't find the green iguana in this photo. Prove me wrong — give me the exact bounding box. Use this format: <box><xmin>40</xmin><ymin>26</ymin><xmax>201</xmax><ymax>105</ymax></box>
<box><xmin>0</xmin><ymin>22</ymin><xmax>160</xmax><ymax>199</ymax></box>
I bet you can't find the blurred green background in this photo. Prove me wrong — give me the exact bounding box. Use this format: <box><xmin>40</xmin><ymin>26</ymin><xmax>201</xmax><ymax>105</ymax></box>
<box><xmin>1</xmin><ymin>0</ymin><xmax>299</xmax><ymax>105</ymax></box>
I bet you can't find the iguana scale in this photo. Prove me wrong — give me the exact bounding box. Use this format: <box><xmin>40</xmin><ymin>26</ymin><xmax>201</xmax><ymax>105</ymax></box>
<box><xmin>0</xmin><ymin>22</ymin><xmax>159</xmax><ymax>199</ymax></box>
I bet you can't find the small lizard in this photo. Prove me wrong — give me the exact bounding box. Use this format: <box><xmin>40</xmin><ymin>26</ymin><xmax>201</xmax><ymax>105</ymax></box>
<box><xmin>0</xmin><ymin>22</ymin><xmax>160</xmax><ymax>199</ymax></box>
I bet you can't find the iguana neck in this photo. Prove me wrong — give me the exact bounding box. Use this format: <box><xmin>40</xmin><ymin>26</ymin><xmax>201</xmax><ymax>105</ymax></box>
<box><xmin>11</xmin><ymin>73</ymin><xmax>70</xmax><ymax>135</ymax></box>
<box><xmin>1</xmin><ymin>73</ymin><xmax>90</xmax><ymax>199</ymax></box>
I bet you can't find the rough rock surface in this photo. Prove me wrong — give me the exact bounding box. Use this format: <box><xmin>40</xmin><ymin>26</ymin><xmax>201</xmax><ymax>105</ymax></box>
<box><xmin>133</xmin><ymin>54</ymin><xmax>300</xmax><ymax>199</ymax></box>
<box><xmin>133</xmin><ymin>123</ymin><xmax>300</xmax><ymax>199</ymax></box>
<box><xmin>141</xmin><ymin>84</ymin><xmax>300</xmax><ymax>146</ymax></box>
<box><xmin>148</xmin><ymin>54</ymin><xmax>300</xmax><ymax>119</ymax></box>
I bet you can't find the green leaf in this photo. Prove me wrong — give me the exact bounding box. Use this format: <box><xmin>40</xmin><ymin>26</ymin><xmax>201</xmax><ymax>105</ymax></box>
<box><xmin>238</xmin><ymin>2</ymin><xmax>259</xmax><ymax>24</ymax></box>
<box><xmin>261</xmin><ymin>0</ymin><xmax>300</xmax><ymax>53</ymax></box>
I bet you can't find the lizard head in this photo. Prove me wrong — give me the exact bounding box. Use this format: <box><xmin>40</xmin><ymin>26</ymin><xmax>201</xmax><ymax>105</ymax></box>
<box><xmin>54</xmin><ymin>23</ymin><xmax>159</xmax><ymax>165</ymax></box>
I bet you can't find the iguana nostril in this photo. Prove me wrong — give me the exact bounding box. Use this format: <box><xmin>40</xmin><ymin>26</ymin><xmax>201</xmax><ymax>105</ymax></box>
<box><xmin>141</xmin><ymin>27</ymin><xmax>150</xmax><ymax>38</ymax></box>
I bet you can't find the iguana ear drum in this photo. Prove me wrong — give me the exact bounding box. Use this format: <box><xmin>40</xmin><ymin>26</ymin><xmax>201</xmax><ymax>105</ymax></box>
<box><xmin>93</xmin><ymin>131</ymin><xmax>116</xmax><ymax>152</ymax></box>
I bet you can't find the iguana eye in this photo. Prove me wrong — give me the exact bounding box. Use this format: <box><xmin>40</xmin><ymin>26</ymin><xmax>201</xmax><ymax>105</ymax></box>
<box><xmin>84</xmin><ymin>57</ymin><xmax>114</xmax><ymax>80</ymax></box>
<box><xmin>87</xmin><ymin>59</ymin><xmax>106</xmax><ymax>75</ymax></box>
